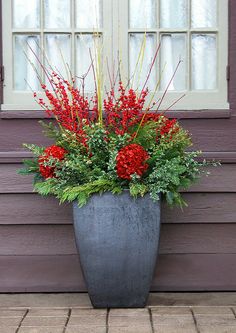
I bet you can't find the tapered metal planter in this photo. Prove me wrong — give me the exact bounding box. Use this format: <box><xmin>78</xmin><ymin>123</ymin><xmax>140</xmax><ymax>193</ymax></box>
<box><xmin>73</xmin><ymin>191</ymin><xmax>161</xmax><ymax>308</ymax></box>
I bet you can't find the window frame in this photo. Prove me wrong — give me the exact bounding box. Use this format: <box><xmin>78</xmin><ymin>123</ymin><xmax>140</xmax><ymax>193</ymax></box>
<box><xmin>1</xmin><ymin>0</ymin><xmax>113</xmax><ymax>110</ymax></box>
<box><xmin>116</xmin><ymin>0</ymin><xmax>229</xmax><ymax>110</ymax></box>
<box><xmin>0</xmin><ymin>0</ymin><xmax>231</xmax><ymax>114</ymax></box>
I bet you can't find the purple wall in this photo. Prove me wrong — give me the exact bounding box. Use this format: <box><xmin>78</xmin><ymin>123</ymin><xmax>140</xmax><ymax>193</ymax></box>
<box><xmin>0</xmin><ymin>0</ymin><xmax>236</xmax><ymax>292</ymax></box>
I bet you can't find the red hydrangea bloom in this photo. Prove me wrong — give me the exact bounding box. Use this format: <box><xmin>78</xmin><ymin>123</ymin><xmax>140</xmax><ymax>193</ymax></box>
<box><xmin>116</xmin><ymin>144</ymin><xmax>149</xmax><ymax>180</ymax></box>
<box><xmin>39</xmin><ymin>145</ymin><xmax>67</xmax><ymax>179</ymax></box>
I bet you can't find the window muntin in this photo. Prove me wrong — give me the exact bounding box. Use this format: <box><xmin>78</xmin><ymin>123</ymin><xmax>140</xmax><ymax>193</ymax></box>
<box><xmin>2</xmin><ymin>0</ymin><xmax>228</xmax><ymax>110</ymax></box>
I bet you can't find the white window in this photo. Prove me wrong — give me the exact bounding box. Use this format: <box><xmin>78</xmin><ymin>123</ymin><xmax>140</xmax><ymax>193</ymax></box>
<box><xmin>2</xmin><ymin>0</ymin><xmax>229</xmax><ymax>110</ymax></box>
<box><xmin>2</xmin><ymin>0</ymin><xmax>112</xmax><ymax>109</ymax></box>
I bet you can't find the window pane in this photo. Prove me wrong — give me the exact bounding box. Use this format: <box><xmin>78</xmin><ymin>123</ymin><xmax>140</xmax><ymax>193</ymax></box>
<box><xmin>129</xmin><ymin>0</ymin><xmax>156</xmax><ymax>29</ymax></box>
<box><xmin>14</xmin><ymin>35</ymin><xmax>40</xmax><ymax>91</ymax></box>
<box><xmin>129</xmin><ymin>33</ymin><xmax>156</xmax><ymax>91</ymax></box>
<box><xmin>192</xmin><ymin>34</ymin><xmax>217</xmax><ymax>90</ymax></box>
<box><xmin>76</xmin><ymin>34</ymin><xmax>100</xmax><ymax>91</ymax></box>
<box><xmin>160</xmin><ymin>0</ymin><xmax>187</xmax><ymax>29</ymax></box>
<box><xmin>160</xmin><ymin>34</ymin><xmax>187</xmax><ymax>91</ymax></box>
<box><xmin>45</xmin><ymin>34</ymin><xmax>71</xmax><ymax>80</ymax></box>
<box><xmin>76</xmin><ymin>0</ymin><xmax>102</xmax><ymax>29</ymax></box>
<box><xmin>13</xmin><ymin>0</ymin><xmax>40</xmax><ymax>29</ymax></box>
<box><xmin>191</xmin><ymin>0</ymin><xmax>217</xmax><ymax>28</ymax></box>
<box><xmin>44</xmin><ymin>0</ymin><xmax>71</xmax><ymax>29</ymax></box>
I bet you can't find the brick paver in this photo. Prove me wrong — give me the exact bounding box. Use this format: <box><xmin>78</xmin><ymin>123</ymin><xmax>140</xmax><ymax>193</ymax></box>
<box><xmin>108</xmin><ymin>314</ymin><xmax>150</xmax><ymax>327</ymax></box>
<box><xmin>70</xmin><ymin>309</ymin><xmax>106</xmax><ymax>317</ymax></box>
<box><xmin>198</xmin><ymin>327</ymin><xmax>236</xmax><ymax>333</ymax></box>
<box><xmin>192</xmin><ymin>307</ymin><xmax>234</xmax><ymax>315</ymax></box>
<box><xmin>0</xmin><ymin>317</ymin><xmax>23</xmax><ymax>327</ymax></box>
<box><xmin>108</xmin><ymin>327</ymin><xmax>152</xmax><ymax>333</ymax></box>
<box><xmin>27</xmin><ymin>309</ymin><xmax>69</xmax><ymax>317</ymax></box>
<box><xmin>151</xmin><ymin>307</ymin><xmax>191</xmax><ymax>315</ymax></box>
<box><xmin>67</xmin><ymin>315</ymin><xmax>106</xmax><ymax>326</ymax></box>
<box><xmin>21</xmin><ymin>316</ymin><xmax>67</xmax><ymax>327</ymax></box>
<box><xmin>65</xmin><ymin>327</ymin><xmax>107</xmax><ymax>333</ymax></box>
<box><xmin>0</xmin><ymin>310</ymin><xmax>26</xmax><ymax>318</ymax></box>
<box><xmin>151</xmin><ymin>312</ymin><xmax>196</xmax><ymax>333</ymax></box>
<box><xmin>0</xmin><ymin>328</ymin><xmax>19</xmax><ymax>333</ymax></box>
<box><xmin>1</xmin><ymin>294</ymin><xmax>236</xmax><ymax>332</ymax></box>
<box><xmin>192</xmin><ymin>306</ymin><xmax>236</xmax><ymax>333</ymax></box>
<box><xmin>18</xmin><ymin>328</ymin><xmax>64</xmax><ymax>333</ymax></box>
<box><xmin>108</xmin><ymin>308</ymin><xmax>152</xmax><ymax>333</ymax></box>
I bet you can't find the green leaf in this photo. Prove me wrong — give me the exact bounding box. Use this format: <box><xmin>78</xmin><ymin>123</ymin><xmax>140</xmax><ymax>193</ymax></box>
<box><xmin>18</xmin><ymin>158</ymin><xmax>39</xmax><ymax>175</ymax></box>
<box><xmin>166</xmin><ymin>192</ymin><xmax>174</xmax><ymax>205</ymax></box>
<box><xmin>23</xmin><ymin>144</ymin><xmax>45</xmax><ymax>156</ymax></box>
<box><xmin>60</xmin><ymin>179</ymin><xmax>123</xmax><ymax>207</ymax></box>
<box><xmin>130</xmin><ymin>183</ymin><xmax>147</xmax><ymax>198</ymax></box>
<box><xmin>18</xmin><ymin>168</ymin><xmax>31</xmax><ymax>176</ymax></box>
<box><xmin>39</xmin><ymin>121</ymin><xmax>61</xmax><ymax>140</ymax></box>
<box><xmin>34</xmin><ymin>180</ymin><xmax>56</xmax><ymax>196</ymax></box>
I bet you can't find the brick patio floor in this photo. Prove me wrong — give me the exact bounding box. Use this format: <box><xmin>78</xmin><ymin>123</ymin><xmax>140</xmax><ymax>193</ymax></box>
<box><xmin>1</xmin><ymin>293</ymin><xmax>236</xmax><ymax>333</ymax></box>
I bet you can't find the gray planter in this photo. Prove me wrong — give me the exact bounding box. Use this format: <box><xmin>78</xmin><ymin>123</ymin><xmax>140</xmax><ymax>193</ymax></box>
<box><xmin>72</xmin><ymin>191</ymin><xmax>161</xmax><ymax>308</ymax></box>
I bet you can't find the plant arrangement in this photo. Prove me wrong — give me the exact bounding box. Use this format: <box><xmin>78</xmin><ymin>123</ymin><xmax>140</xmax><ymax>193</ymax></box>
<box><xmin>17</xmin><ymin>32</ymin><xmax>219</xmax><ymax>309</ymax></box>
<box><xmin>19</xmin><ymin>40</ymin><xmax>210</xmax><ymax>208</ymax></box>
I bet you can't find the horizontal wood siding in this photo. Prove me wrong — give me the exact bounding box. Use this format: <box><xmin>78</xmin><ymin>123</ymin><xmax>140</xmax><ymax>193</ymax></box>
<box><xmin>1</xmin><ymin>193</ymin><xmax>236</xmax><ymax>225</ymax></box>
<box><xmin>0</xmin><ymin>224</ymin><xmax>236</xmax><ymax>255</ymax></box>
<box><xmin>0</xmin><ymin>255</ymin><xmax>86</xmax><ymax>292</ymax></box>
<box><xmin>0</xmin><ymin>194</ymin><xmax>73</xmax><ymax>225</ymax></box>
<box><xmin>153</xmin><ymin>254</ymin><xmax>236</xmax><ymax>291</ymax></box>
<box><xmin>1</xmin><ymin>254</ymin><xmax>236</xmax><ymax>292</ymax></box>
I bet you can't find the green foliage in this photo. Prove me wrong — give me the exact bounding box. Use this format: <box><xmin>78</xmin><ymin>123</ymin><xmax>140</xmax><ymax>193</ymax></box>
<box><xmin>19</xmin><ymin>116</ymin><xmax>215</xmax><ymax>208</ymax></box>
<box><xmin>34</xmin><ymin>179</ymin><xmax>57</xmax><ymax>196</ymax></box>
<box><xmin>147</xmin><ymin>151</ymin><xmax>204</xmax><ymax>208</ymax></box>
<box><xmin>132</xmin><ymin>121</ymin><xmax>158</xmax><ymax>149</ymax></box>
<box><xmin>129</xmin><ymin>182</ymin><xmax>148</xmax><ymax>198</ymax></box>
<box><xmin>84</xmin><ymin>124</ymin><xmax>110</xmax><ymax>169</ymax></box>
<box><xmin>18</xmin><ymin>157</ymin><xmax>41</xmax><ymax>186</ymax></box>
<box><xmin>59</xmin><ymin>179</ymin><xmax>122</xmax><ymax>207</ymax></box>
<box><xmin>39</xmin><ymin>121</ymin><xmax>84</xmax><ymax>152</ymax></box>
<box><xmin>39</xmin><ymin>121</ymin><xmax>61</xmax><ymax>141</ymax></box>
<box><xmin>18</xmin><ymin>158</ymin><xmax>39</xmax><ymax>174</ymax></box>
<box><xmin>22</xmin><ymin>144</ymin><xmax>45</xmax><ymax>156</ymax></box>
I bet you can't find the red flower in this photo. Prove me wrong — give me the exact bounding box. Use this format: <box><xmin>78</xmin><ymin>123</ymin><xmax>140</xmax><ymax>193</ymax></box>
<box><xmin>39</xmin><ymin>145</ymin><xmax>67</xmax><ymax>179</ymax></box>
<box><xmin>116</xmin><ymin>144</ymin><xmax>149</xmax><ymax>180</ymax></box>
